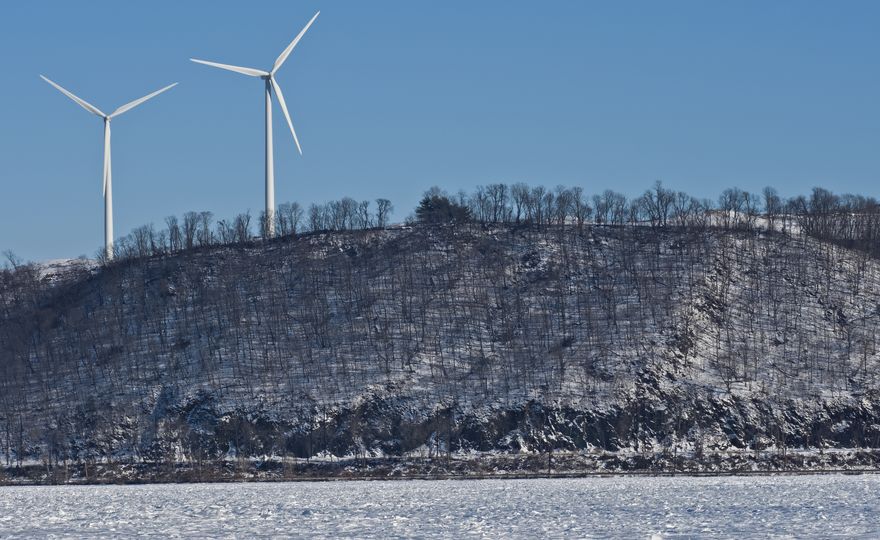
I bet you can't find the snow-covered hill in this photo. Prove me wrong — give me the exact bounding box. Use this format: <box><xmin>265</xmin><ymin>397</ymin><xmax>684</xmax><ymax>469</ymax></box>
<box><xmin>2</xmin><ymin>224</ymin><xmax>880</xmax><ymax>475</ymax></box>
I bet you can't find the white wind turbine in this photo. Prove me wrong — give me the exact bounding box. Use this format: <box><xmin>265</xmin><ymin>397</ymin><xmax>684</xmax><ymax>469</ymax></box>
<box><xmin>40</xmin><ymin>75</ymin><xmax>177</xmax><ymax>261</ymax></box>
<box><xmin>191</xmin><ymin>11</ymin><xmax>319</xmax><ymax>238</ymax></box>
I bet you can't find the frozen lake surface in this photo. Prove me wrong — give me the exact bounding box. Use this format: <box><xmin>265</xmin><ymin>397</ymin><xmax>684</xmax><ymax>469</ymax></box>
<box><xmin>1</xmin><ymin>474</ymin><xmax>878</xmax><ymax>538</ymax></box>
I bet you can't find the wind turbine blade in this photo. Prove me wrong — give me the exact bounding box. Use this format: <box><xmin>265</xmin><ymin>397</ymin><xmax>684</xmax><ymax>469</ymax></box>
<box><xmin>40</xmin><ymin>75</ymin><xmax>106</xmax><ymax>117</ymax></box>
<box><xmin>272</xmin><ymin>11</ymin><xmax>320</xmax><ymax>74</ymax></box>
<box><xmin>190</xmin><ymin>59</ymin><xmax>269</xmax><ymax>77</ymax></box>
<box><xmin>270</xmin><ymin>78</ymin><xmax>302</xmax><ymax>155</ymax></box>
<box><xmin>110</xmin><ymin>82</ymin><xmax>178</xmax><ymax>118</ymax></box>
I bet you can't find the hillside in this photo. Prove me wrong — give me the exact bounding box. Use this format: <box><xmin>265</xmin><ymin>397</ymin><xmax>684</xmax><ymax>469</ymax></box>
<box><xmin>2</xmin><ymin>223</ymin><xmax>880</xmax><ymax>481</ymax></box>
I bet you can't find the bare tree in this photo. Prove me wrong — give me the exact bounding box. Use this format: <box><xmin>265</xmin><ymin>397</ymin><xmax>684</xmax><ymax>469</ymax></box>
<box><xmin>165</xmin><ymin>215</ymin><xmax>181</xmax><ymax>252</ymax></box>
<box><xmin>198</xmin><ymin>211</ymin><xmax>214</xmax><ymax>247</ymax></box>
<box><xmin>277</xmin><ymin>202</ymin><xmax>304</xmax><ymax>236</ymax></box>
<box><xmin>376</xmin><ymin>199</ymin><xmax>393</xmax><ymax>228</ymax></box>
<box><xmin>571</xmin><ymin>186</ymin><xmax>590</xmax><ymax>230</ymax></box>
<box><xmin>718</xmin><ymin>187</ymin><xmax>744</xmax><ymax>229</ymax></box>
<box><xmin>549</xmin><ymin>186</ymin><xmax>570</xmax><ymax>226</ymax></box>
<box><xmin>763</xmin><ymin>187</ymin><xmax>782</xmax><ymax>232</ymax></box>
<box><xmin>182</xmin><ymin>212</ymin><xmax>199</xmax><ymax>250</ymax></box>
<box><xmin>308</xmin><ymin>204</ymin><xmax>323</xmax><ymax>232</ymax></box>
<box><xmin>234</xmin><ymin>212</ymin><xmax>253</xmax><ymax>243</ymax></box>
<box><xmin>511</xmin><ymin>183</ymin><xmax>529</xmax><ymax>223</ymax></box>
<box><xmin>357</xmin><ymin>200</ymin><xmax>372</xmax><ymax>229</ymax></box>
<box><xmin>2</xmin><ymin>250</ymin><xmax>21</xmax><ymax>270</ymax></box>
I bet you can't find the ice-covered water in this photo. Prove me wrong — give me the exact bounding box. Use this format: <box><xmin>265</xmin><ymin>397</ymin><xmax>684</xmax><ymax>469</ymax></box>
<box><xmin>1</xmin><ymin>474</ymin><xmax>878</xmax><ymax>538</ymax></box>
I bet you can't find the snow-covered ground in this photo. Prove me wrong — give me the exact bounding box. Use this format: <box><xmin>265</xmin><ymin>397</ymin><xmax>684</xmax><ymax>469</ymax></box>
<box><xmin>0</xmin><ymin>475</ymin><xmax>878</xmax><ymax>538</ymax></box>
<box><xmin>34</xmin><ymin>257</ymin><xmax>96</xmax><ymax>281</ymax></box>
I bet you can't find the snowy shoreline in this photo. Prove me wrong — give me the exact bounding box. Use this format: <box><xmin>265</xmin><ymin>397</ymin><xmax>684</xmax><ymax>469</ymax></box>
<box><xmin>3</xmin><ymin>449</ymin><xmax>879</xmax><ymax>486</ymax></box>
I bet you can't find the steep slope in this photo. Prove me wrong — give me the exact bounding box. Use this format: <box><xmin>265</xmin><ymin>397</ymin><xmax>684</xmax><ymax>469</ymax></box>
<box><xmin>2</xmin><ymin>224</ymin><xmax>880</xmax><ymax>473</ymax></box>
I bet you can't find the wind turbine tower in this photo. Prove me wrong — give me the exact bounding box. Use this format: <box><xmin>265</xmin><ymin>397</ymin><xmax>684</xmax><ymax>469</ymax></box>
<box><xmin>41</xmin><ymin>76</ymin><xmax>177</xmax><ymax>260</ymax></box>
<box><xmin>191</xmin><ymin>11</ymin><xmax>319</xmax><ymax>238</ymax></box>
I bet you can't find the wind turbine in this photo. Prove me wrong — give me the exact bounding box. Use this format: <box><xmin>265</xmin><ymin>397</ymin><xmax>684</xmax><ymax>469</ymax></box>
<box><xmin>40</xmin><ymin>75</ymin><xmax>177</xmax><ymax>261</ymax></box>
<box><xmin>191</xmin><ymin>11</ymin><xmax>319</xmax><ymax>238</ymax></box>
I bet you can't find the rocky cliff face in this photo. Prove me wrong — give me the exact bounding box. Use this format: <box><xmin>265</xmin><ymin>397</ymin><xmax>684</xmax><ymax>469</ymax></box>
<box><xmin>2</xmin><ymin>224</ymin><xmax>880</xmax><ymax>471</ymax></box>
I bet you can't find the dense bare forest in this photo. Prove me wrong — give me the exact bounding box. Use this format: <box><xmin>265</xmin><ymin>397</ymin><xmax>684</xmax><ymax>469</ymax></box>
<box><xmin>2</xmin><ymin>182</ymin><xmax>880</xmax><ymax>480</ymax></box>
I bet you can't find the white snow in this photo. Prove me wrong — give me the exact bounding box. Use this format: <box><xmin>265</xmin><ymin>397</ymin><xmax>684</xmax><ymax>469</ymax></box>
<box><xmin>34</xmin><ymin>258</ymin><xmax>97</xmax><ymax>281</ymax></box>
<box><xmin>0</xmin><ymin>475</ymin><xmax>878</xmax><ymax>538</ymax></box>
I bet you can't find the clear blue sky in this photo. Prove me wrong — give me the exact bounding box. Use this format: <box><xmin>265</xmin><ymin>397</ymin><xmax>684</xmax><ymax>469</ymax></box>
<box><xmin>1</xmin><ymin>1</ymin><xmax>878</xmax><ymax>261</ymax></box>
